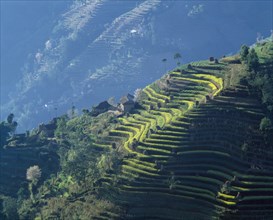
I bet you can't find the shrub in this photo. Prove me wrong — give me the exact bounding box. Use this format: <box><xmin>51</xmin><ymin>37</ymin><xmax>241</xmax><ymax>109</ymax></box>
<box><xmin>240</xmin><ymin>45</ymin><xmax>249</xmax><ymax>61</ymax></box>
<box><xmin>1</xmin><ymin>197</ymin><xmax>19</xmax><ymax>219</ymax></box>
<box><xmin>260</xmin><ymin>117</ymin><xmax>272</xmax><ymax>131</ymax></box>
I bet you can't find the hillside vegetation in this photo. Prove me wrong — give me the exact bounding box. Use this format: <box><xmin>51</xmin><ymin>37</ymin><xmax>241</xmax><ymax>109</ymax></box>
<box><xmin>0</xmin><ymin>41</ymin><xmax>273</xmax><ymax>220</ymax></box>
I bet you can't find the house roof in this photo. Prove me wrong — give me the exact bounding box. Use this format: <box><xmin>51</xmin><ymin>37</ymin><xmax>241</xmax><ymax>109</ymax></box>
<box><xmin>123</xmin><ymin>100</ymin><xmax>135</xmax><ymax>105</ymax></box>
<box><xmin>95</xmin><ymin>101</ymin><xmax>112</xmax><ymax>109</ymax></box>
<box><xmin>120</xmin><ymin>93</ymin><xmax>134</xmax><ymax>104</ymax></box>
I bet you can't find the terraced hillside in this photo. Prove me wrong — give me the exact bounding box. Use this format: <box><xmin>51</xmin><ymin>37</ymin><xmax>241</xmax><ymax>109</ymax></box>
<box><xmin>96</xmin><ymin>54</ymin><xmax>273</xmax><ymax>219</ymax></box>
<box><xmin>1</xmin><ymin>42</ymin><xmax>272</xmax><ymax>219</ymax></box>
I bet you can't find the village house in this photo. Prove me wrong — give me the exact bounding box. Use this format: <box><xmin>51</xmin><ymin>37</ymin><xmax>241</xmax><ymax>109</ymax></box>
<box><xmin>91</xmin><ymin>101</ymin><xmax>117</xmax><ymax>116</ymax></box>
<box><xmin>118</xmin><ymin>94</ymin><xmax>135</xmax><ymax>113</ymax></box>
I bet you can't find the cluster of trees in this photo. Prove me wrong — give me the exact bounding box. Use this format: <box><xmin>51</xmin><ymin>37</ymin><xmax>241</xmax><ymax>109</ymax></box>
<box><xmin>240</xmin><ymin>44</ymin><xmax>273</xmax><ymax>145</ymax></box>
<box><xmin>31</xmin><ymin>113</ymin><xmax>122</xmax><ymax>218</ymax></box>
<box><xmin>0</xmin><ymin>113</ymin><xmax>18</xmax><ymax>147</ymax></box>
<box><xmin>0</xmin><ymin>111</ymin><xmax>124</xmax><ymax>219</ymax></box>
<box><xmin>162</xmin><ymin>52</ymin><xmax>182</xmax><ymax>72</ymax></box>
<box><xmin>240</xmin><ymin>45</ymin><xmax>259</xmax><ymax>72</ymax></box>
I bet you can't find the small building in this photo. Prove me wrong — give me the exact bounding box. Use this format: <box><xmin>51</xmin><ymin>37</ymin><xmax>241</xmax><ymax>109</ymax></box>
<box><xmin>120</xmin><ymin>93</ymin><xmax>134</xmax><ymax>103</ymax></box>
<box><xmin>209</xmin><ymin>56</ymin><xmax>214</xmax><ymax>62</ymax></box>
<box><xmin>91</xmin><ymin>101</ymin><xmax>117</xmax><ymax>116</ymax></box>
<box><xmin>119</xmin><ymin>94</ymin><xmax>135</xmax><ymax>113</ymax></box>
<box><xmin>37</xmin><ymin>119</ymin><xmax>58</xmax><ymax>138</ymax></box>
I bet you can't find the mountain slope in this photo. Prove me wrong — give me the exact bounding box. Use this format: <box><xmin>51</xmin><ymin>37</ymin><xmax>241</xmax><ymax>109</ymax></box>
<box><xmin>0</xmin><ymin>41</ymin><xmax>272</xmax><ymax>219</ymax></box>
<box><xmin>94</xmin><ymin>41</ymin><xmax>273</xmax><ymax>219</ymax></box>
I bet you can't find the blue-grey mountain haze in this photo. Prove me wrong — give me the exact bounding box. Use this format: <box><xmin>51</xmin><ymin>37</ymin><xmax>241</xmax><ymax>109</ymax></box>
<box><xmin>1</xmin><ymin>0</ymin><xmax>272</xmax><ymax>131</ymax></box>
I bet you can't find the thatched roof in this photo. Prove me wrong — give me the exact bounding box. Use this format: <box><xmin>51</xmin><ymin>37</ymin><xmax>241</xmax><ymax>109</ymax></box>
<box><xmin>95</xmin><ymin>101</ymin><xmax>112</xmax><ymax>110</ymax></box>
<box><xmin>120</xmin><ymin>94</ymin><xmax>134</xmax><ymax>104</ymax></box>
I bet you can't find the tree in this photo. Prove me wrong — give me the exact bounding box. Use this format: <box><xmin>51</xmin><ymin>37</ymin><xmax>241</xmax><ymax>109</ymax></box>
<box><xmin>26</xmin><ymin>165</ymin><xmax>42</xmax><ymax>182</ymax></box>
<box><xmin>7</xmin><ymin>113</ymin><xmax>14</xmax><ymax>124</ymax></box>
<box><xmin>7</xmin><ymin>113</ymin><xmax>17</xmax><ymax>134</ymax></box>
<box><xmin>162</xmin><ymin>58</ymin><xmax>167</xmax><ymax>72</ymax></box>
<box><xmin>261</xmin><ymin>76</ymin><xmax>273</xmax><ymax>106</ymax></box>
<box><xmin>26</xmin><ymin>165</ymin><xmax>42</xmax><ymax>203</ymax></box>
<box><xmin>67</xmin><ymin>104</ymin><xmax>78</xmax><ymax>119</ymax></box>
<box><xmin>174</xmin><ymin>53</ymin><xmax>182</xmax><ymax>66</ymax></box>
<box><xmin>240</xmin><ymin>45</ymin><xmax>249</xmax><ymax>61</ymax></box>
<box><xmin>247</xmin><ymin>48</ymin><xmax>259</xmax><ymax>72</ymax></box>
<box><xmin>0</xmin><ymin>114</ymin><xmax>18</xmax><ymax>147</ymax></box>
<box><xmin>71</xmin><ymin>105</ymin><xmax>76</xmax><ymax>118</ymax></box>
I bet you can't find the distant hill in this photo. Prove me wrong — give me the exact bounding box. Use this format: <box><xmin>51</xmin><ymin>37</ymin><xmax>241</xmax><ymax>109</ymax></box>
<box><xmin>1</xmin><ymin>0</ymin><xmax>272</xmax><ymax>132</ymax></box>
<box><xmin>0</xmin><ymin>41</ymin><xmax>273</xmax><ymax>219</ymax></box>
